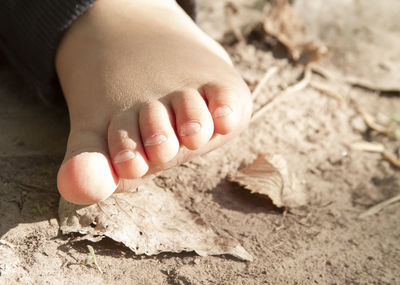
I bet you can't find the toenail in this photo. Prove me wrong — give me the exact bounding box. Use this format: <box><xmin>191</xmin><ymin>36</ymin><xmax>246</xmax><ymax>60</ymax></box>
<box><xmin>144</xmin><ymin>134</ymin><xmax>167</xmax><ymax>146</ymax></box>
<box><xmin>180</xmin><ymin>121</ymin><xmax>201</xmax><ymax>136</ymax></box>
<box><xmin>113</xmin><ymin>150</ymin><xmax>137</xmax><ymax>163</ymax></box>
<box><xmin>214</xmin><ymin>106</ymin><xmax>233</xmax><ymax>118</ymax></box>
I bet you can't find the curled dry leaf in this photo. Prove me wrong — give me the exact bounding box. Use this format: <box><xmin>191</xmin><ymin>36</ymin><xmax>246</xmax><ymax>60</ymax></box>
<box><xmin>263</xmin><ymin>0</ymin><xmax>328</xmax><ymax>64</ymax></box>
<box><xmin>59</xmin><ymin>182</ymin><xmax>253</xmax><ymax>261</ymax></box>
<box><xmin>229</xmin><ymin>154</ymin><xmax>306</xmax><ymax>208</ymax></box>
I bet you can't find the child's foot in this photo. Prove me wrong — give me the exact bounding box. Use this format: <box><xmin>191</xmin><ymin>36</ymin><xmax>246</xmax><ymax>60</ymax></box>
<box><xmin>56</xmin><ymin>0</ymin><xmax>252</xmax><ymax>205</ymax></box>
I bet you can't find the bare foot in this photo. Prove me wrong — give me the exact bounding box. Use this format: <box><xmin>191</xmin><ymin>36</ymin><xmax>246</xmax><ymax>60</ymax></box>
<box><xmin>55</xmin><ymin>0</ymin><xmax>252</xmax><ymax>204</ymax></box>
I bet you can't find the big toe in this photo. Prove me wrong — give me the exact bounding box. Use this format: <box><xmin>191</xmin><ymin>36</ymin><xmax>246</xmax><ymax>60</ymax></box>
<box><xmin>57</xmin><ymin>130</ymin><xmax>119</xmax><ymax>205</ymax></box>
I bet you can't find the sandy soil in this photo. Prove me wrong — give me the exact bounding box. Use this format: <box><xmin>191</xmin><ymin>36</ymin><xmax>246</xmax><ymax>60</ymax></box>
<box><xmin>1</xmin><ymin>0</ymin><xmax>399</xmax><ymax>284</ymax></box>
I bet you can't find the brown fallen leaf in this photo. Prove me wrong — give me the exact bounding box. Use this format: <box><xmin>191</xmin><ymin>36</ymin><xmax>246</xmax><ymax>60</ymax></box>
<box><xmin>229</xmin><ymin>154</ymin><xmax>306</xmax><ymax>208</ymax></box>
<box><xmin>263</xmin><ymin>0</ymin><xmax>328</xmax><ymax>64</ymax></box>
<box><xmin>59</xmin><ymin>182</ymin><xmax>253</xmax><ymax>261</ymax></box>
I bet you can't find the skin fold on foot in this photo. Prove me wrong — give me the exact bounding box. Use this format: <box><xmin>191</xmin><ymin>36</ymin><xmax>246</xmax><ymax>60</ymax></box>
<box><xmin>55</xmin><ymin>0</ymin><xmax>252</xmax><ymax>205</ymax></box>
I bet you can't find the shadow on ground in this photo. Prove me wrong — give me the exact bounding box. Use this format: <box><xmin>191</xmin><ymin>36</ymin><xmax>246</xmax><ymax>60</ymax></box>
<box><xmin>212</xmin><ymin>180</ymin><xmax>282</xmax><ymax>214</ymax></box>
<box><xmin>0</xmin><ymin>64</ymin><xmax>69</xmax><ymax>238</ymax></box>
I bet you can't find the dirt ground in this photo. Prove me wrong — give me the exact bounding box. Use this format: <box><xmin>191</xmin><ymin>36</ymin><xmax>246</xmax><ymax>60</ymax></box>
<box><xmin>1</xmin><ymin>0</ymin><xmax>399</xmax><ymax>284</ymax></box>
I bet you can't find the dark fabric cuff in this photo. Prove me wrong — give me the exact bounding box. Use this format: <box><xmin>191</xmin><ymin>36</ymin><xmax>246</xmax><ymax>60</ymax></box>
<box><xmin>0</xmin><ymin>0</ymin><xmax>198</xmax><ymax>103</ymax></box>
<box><xmin>0</xmin><ymin>0</ymin><xmax>97</xmax><ymax>103</ymax></box>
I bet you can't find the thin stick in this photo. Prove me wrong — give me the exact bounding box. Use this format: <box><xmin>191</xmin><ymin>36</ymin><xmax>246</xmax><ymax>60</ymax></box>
<box><xmin>284</xmin><ymin>68</ymin><xmax>312</xmax><ymax>94</ymax></box>
<box><xmin>351</xmin><ymin>142</ymin><xmax>385</xmax><ymax>153</ymax></box>
<box><xmin>310</xmin><ymin>64</ymin><xmax>398</xmax><ymax>92</ymax></box>
<box><xmin>359</xmin><ymin>194</ymin><xmax>400</xmax><ymax>219</ymax></box>
<box><xmin>350</xmin><ymin>141</ymin><xmax>400</xmax><ymax>169</ymax></box>
<box><xmin>0</xmin><ymin>240</ymin><xmax>14</xmax><ymax>248</ymax></box>
<box><xmin>251</xmin><ymin>66</ymin><xmax>279</xmax><ymax>98</ymax></box>
<box><xmin>251</xmin><ymin>67</ymin><xmax>311</xmax><ymax>122</ymax></box>
<box><xmin>309</xmin><ymin>80</ymin><xmax>345</xmax><ymax>104</ymax></box>
<box><xmin>351</xmin><ymin>99</ymin><xmax>389</xmax><ymax>134</ymax></box>
<box><xmin>309</xmin><ymin>64</ymin><xmax>338</xmax><ymax>81</ymax></box>
<box><xmin>382</xmin><ymin>151</ymin><xmax>400</xmax><ymax>168</ymax></box>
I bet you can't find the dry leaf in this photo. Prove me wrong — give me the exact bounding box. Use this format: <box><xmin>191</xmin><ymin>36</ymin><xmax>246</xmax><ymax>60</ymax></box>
<box><xmin>263</xmin><ymin>0</ymin><xmax>327</xmax><ymax>64</ymax></box>
<box><xmin>229</xmin><ymin>154</ymin><xmax>306</xmax><ymax>208</ymax></box>
<box><xmin>59</xmin><ymin>182</ymin><xmax>253</xmax><ymax>261</ymax></box>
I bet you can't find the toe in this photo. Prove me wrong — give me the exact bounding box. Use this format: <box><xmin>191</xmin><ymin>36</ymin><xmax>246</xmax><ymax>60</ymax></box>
<box><xmin>108</xmin><ymin>112</ymin><xmax>149</xmax><ymax>179</ymax></box>
<box><xmin>202</xmin><ymin>84</ymin><xmax>242</xmax><ymax>135</ymax></box>
<box><xmin>57</xmin><ymin>130</ymin><xmax>119</xmax><ymax>205</ymax></box>
<box><xmin>139</xmin><ymin>100</ymin><xmax>180</xmax><ymax>164</ymax></box>
<box><xmin>171</xmin><ymin>89</ymin><xmax>214</xmax><ymax>150</ymax></box>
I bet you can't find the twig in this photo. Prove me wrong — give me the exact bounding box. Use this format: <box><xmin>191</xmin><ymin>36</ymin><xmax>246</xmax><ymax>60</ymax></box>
<box><xmin>350</xmin><ymin>141</ymin><xmax>400</xmax><ymax>169</ymax></box>
<box><xmin>309</xmin><ymin>80</ymin><xmax>345</xmax><ymax>104</ymax></box>
<box><xmin>0</xmin><ymin>240</ymin><xmax>14</xmax><ymax>249</ymax></box>
<box><xmin>285</xmin><ymin>68</ymin><xmax>312</xmax><ymax>93</ymax></box>
<box><xmin>288</xmin><ymin>212</ymin><xmax>312</xmax><ymax>228</ymax></box>
<box><xmin>359</xmin><ymin>194</ymin><xmax>400</xmax><ymax>219</ymax></box>
<box><xmin>251</xmin><ymin>67</ymin><xmax>311</xmax><ymax>122</ymax></box>
<box><xmin>382</xmin><ymin>151</ymin><xmax>400</xmax><ymax>168</ymax></box>
<box><xmin>351</xmin><ymin>142</ymin><xmax>385</xmax><ymax>153</ymax></box>
<box><xmin>351</xmin><ymin>99</ymin><xmax>389</xmax><ymax>134</ymax></box>
<box><xmin>309</xmin><ymin>64</ymin><xmax>338</xmax><ymax>81</ymax></box>
<box><xmin>310</xmin><ymin>64</ymin><xmax>400</xmax><ymax>92</ymax></box>
<box><xmin>251</xmin><ymin>66</ymin><xmax>279</xmax><ymax>98</ymax></box>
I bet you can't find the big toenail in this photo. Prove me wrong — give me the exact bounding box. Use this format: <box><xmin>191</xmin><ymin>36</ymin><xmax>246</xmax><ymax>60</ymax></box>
<box><xmin>214</xmin><ymin>106</ymin><xmax>233</xmax><ymax>118</ymax></box>
<box><xmin>114</xmin><ymin>150</ymin><xmax>137</xmax><ymax>163</ymax></box>
<box><xmin>180</xmin><ymin>122</ymin><xmax>201</xmax><ymax>136</ymax></box>
<box><xmin>144</xmin><ymin>134</ymin><xmax>167</xmax><ymax>146</ymax></box>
